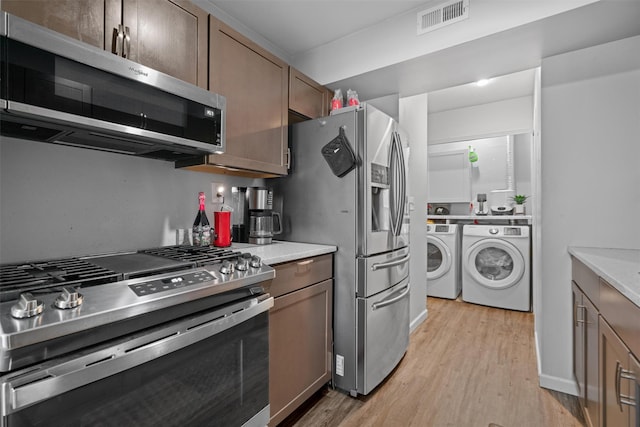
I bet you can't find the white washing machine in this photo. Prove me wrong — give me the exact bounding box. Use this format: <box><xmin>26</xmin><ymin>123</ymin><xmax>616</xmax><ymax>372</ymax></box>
<box><xmin>427</xmin><ymin>224</ymin><xmax>460</xmax><ymax>299</ymax></box>
<box><xmin>461</xmin><ymin>225</ymin><xmax>530</xmax><ymax>311</ymax></box>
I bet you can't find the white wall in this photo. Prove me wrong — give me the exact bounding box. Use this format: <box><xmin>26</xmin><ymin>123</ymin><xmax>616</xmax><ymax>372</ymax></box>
<box><xmin>538</xmin><ymin>35</ymin><xmax>640</xmax><ymax>393</ymax></box>
<box><xmin>399</xmin><ymin>93</ymin><xmax>429</xmax><ymax>332</ymax></box>
<box><xmin>428</xmin><ymin>96</ymin><xmax>534</xmax><ymax>144</ymax></box>
<box><xmin>0</xmin><ymin>138</ymin><xmax>259</xmax><ymax>263</ymax></box>
<box><xmin>427</xmin><ymin>134</ymin><xmax>533</xmax><ymax>208</ymax></box>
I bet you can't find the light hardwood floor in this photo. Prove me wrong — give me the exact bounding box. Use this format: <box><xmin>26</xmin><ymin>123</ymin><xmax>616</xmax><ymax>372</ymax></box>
<box><xmin>280</xmin><ymin>297</ymin><xmax>585</xmax><ymax>427</ymax></box>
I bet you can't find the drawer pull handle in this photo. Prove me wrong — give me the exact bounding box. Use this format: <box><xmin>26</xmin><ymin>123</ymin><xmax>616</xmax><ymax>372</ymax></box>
<box><xmin>297</xmin><ymin>259</ymin><xmax>314</xmax><ymax>266</ymax></box>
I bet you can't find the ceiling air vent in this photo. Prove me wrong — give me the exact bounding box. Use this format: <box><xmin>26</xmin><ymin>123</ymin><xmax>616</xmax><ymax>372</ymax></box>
<box><xmin>417</xmin><ymin>0</ymin><xmax>469</xmax><ymax>35</ymax></box>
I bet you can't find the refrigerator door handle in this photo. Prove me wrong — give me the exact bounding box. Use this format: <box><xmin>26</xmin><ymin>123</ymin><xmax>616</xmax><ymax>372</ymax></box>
<box><xmin>389</xmin><ymin>132</ymin><xmax>399</xmax><ymax>236</ymax></box>
<box><xmin>371</xmin><ymin>253</ymin><xmax>411</xmax><ymax>271</ymax></box>
<box><xmin>372</xmin><ymin>284</ymin><xmax>411</xmax><ymax>310</ymax></box>
<box><xmin>395</xmin><ymin>131</ymin><xmax>407</xmax><ymax>234</ymax></box>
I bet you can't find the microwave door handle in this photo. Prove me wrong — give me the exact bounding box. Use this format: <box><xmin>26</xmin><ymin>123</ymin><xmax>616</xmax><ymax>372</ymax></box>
<box><xmin>372</xmin><ymin>283</ymin><xmax>410</xmax><ymax>310</ymax></box>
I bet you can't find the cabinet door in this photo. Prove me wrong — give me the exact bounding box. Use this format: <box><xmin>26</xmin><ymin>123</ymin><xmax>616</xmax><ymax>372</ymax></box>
<box><xmin>584</xmin><ymin>296</ymin><xmax>599</xmax><ymax>427</ymax></box>
<box><xmin>209</xmin><ymin>16</ymin><xmax>289</xmax><ymax>175</ymax></box>
<box><xmin>573</xmin><ymin>282</ymin><xmax>586</xmax><ymax>405</ymax></box>
<box><xmin>289</xmin><ymin>67</ymin><xmax>328</xmax><ymax>119</ymax></box>
<box><xmin>117</xmin><ymin>0</ymin><xmax>208</xmax><ymax>88</ymax></box>
<box><xmin>600</xmin><ymin>318</ymin><xmax>631</xmax><ymax>427</ymax></box>
<box><xmin>1</xmin><ymin>0</ymin><xmax>106</xmax><ymax>48</ymax></box>
<box><xmin>269</xmin><ymin>279</ymin><xmax>332</xmax><ymax>426</ymax></box>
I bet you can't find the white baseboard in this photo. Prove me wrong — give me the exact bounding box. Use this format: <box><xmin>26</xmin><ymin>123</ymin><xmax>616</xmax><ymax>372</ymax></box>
<box><xmin>535</xmin><ymin>330</ymin><xmax>579</xmax><ymax>396</ymax></box>
<box><xmin>539</xmin><ymin>373</ymin><xmax>579</xmax><ymax>396</ymax></box>
<box><xmin>410</xmin><ymin>308</ymin><xmax>428</xmax><ymax>334</ymax></box>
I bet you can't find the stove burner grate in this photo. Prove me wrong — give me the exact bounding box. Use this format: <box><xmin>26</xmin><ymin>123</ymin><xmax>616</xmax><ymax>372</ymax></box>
<box><xmin>0</xmin><ymin>258</ymin><xmax>122</xmax><ymax>301</ymax></box>
<box><xmin>139</xmin><ymin>245</ymin><xmax>241</xmax><ymax>266</ymax></box>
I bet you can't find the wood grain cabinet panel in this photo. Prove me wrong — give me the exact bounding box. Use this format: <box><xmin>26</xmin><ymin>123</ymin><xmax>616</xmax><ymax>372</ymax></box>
<box><xmin>116</xmin><ymin>0</ymin><xmax>208</xmax><ymax>88</ymax></box>
<box><xmin>289</xmin><ymin>67</ymin><xmax>329</xmax><ymax>119</ymax></box>
<box><xmin>600</xmin><ymin>318</ymin><xmax>632</xmax><ymax>427</ymax></box>
<box><xmin>268</xmin><ymin>255</ymin><xmax>333</xmax><ymax>426</ymax></box>
<box><xmin>2</xmin><ymin>0</ymin><xmax>208</xmax><ymax>89</ymax></box>
<box><xmin>202</xmin><ymin>16</ymin><xmax>289</xmax><ymax>176</ymax></box>
<box><xmin>1</xmin><ymin>0</ymin><xmax>107</xmax><ymax>48</ymax></box>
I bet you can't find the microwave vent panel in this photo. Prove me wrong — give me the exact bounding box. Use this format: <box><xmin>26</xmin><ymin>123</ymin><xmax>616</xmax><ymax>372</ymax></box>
<box><xmin>417</xmin><ymin>0</ymin><xmax>469</xmax><ymax>35</ymax></box>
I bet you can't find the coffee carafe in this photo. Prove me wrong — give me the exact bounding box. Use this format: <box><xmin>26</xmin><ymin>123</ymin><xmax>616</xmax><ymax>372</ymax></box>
<box><xmin>231</xmin><ymin>187</ymin><xmax>249</xmax><ymax>243</ymax></box>
<box><xmin>247</xmin><ymin>187</ymin><xmax>281</xmax><ymax>245</ymax></box>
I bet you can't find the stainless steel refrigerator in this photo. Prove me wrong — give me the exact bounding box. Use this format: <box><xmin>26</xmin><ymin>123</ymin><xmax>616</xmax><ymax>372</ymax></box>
<box><xmin>273</xmin><ymin>104</ymin><xmax>410</xmax><ymax>396</ymax></box>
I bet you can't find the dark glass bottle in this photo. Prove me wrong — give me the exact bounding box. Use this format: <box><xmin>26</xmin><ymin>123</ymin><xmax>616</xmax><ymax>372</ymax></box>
<box><xmin>192</xmin><ymin>192</ymin><xmax>212</xmax><ymax>246</ymax></box>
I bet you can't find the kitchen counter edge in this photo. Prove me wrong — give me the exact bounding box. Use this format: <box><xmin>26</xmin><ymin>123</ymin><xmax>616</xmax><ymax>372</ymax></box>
<box><xmin>232</xmin><ymin>241</ymin><xmax>337</xmax><ymax>266</ymax></box>
<box><xmin>568</xmin><ymin>246</ymin><xmax>640</xmax><ymax>308</ymax></box>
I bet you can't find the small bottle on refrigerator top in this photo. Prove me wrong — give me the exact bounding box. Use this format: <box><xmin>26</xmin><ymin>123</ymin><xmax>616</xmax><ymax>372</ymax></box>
<box><xmin>192</xmin><ymin>192</ymin><xmax>212</xmax><ymax>246</ymax></box>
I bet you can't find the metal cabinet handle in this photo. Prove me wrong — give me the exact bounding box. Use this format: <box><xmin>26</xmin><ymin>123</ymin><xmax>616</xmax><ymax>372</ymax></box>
<box><xmin>371</xmin><ymin>253</ymin><xmax>410</xmax><ymax>271</ymax></box>
<box><xmin>575</xmin><ymin>304</ymin><xmax>586</xmax><ymax>326</ymax></box>
<box><xmin>115</xmin><ymin>24</ymin><xmax>124</xmax><ymax>56</ymax></box>
<box><xmin>619</xmin><ymin>367</ymin><xmax>637</xmax><ymax>407</ymax></box>
<box><xmin>297</xmin><ymin>259</ymin><xmax>314</xmax><ymax>266</ymax></box>
<box><xmin>372</xmin><ymin>284</ymin><xmax>410</xmax><ymax>310</ymax></box>
<box><xmin>123</xmin><ymin>26</ymin><xmax>131</xmax><ymax>59</ymax></box>
<box><xmin>285</xmin><ymin>147</ymin><xmax>291</xmax><ymax>169</ymax></box>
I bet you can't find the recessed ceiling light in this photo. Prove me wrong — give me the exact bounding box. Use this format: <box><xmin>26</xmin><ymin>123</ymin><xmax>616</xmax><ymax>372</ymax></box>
<box><xmin>476</xmin><ymin>79</ymin><xmax>491</xmax><ymax>87</ymax></box>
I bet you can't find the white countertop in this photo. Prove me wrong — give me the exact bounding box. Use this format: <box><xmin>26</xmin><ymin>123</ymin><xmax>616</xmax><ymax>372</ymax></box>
<box><xmin>427</xmin><ymin>215</ymin><xmax>532</xmax><ymax>223</ymax></box>
<box><xmin>568</xmin><ymin>247</ymin><xmax>640</xmax><ymax>307</ymax></box>
<box><xmin>230</xmin><ymin>241</ymin><xmax>336</xmax><ymax>265</ymax></box>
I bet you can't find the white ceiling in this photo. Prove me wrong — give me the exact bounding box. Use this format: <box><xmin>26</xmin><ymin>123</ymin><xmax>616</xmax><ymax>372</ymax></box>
<box><xmin>198</xmin><ymin>1</ymin><xmax>640</xmax><ymax>111</ymax></box>
<box><xmin>203</xmin><ymin>0</ymin><xmax>427</xmax><ymax>57</ymax></box>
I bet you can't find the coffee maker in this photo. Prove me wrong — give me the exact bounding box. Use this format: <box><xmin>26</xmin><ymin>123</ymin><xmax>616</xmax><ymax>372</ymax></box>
<box><xmin>230</xmin><ymin>187</ymin><xmax>249</xmax><ymax>243</ymax></box>
<box><xmin>247</xmin><ymin>187</ymin><xmax>281</xmax><ymax>245</ymax></box>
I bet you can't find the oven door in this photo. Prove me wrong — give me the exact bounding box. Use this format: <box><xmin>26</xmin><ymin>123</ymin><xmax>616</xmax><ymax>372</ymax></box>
<box><xmin>0</xmin><ymin>295</ymin><xmax>273</xmax><ymax>427</ymax></box>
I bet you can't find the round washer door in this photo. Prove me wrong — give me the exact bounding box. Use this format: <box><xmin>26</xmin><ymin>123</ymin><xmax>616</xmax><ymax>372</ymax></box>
<box><xmin>427</xmin><ymin>236</ymin><xmax>452</xmax><ymax>280</ymax></box>
<box><xmin>464</xmin><ymin>238</ymin><xmax>524</xmax><ymax>289</ymax></box>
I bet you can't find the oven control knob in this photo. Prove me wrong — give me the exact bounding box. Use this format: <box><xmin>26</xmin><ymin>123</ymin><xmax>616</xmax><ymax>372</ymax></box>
<box><xmin>11</xmin><ymin>293</ymin><xmax>44</xmax><ymax>319</ymax></box>
<box><xmin>236</xmin><ymin>258</ymin><xmax>249</xmax><ymax>271</ymax></box>
<box><xmin>54</xmin><ymin>287</ymin><xmax>84</xmax><ymax>309</ymax></box>
<box><xmin>250</xmin><ymin>255</ymin><xmax>262</xmax><ymax>269</ymax></box>
<box><xmin>220</xmin><ymin>260</ymin><xmax>235</xmax><ymax>275</ymax></box>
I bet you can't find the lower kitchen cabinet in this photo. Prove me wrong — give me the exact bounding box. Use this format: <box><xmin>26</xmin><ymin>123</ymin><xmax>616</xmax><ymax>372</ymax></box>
<box><xmin>572</xmin><ymin>281</ymin><xmax>600</xmax><ymax>427</ymax></box>
<box><xmin>572</xmin><ymin>255</ymin><xmax>640</xmax><ymax>427</ymax></box>
<box><xmin>599</xmin><ymin>318</ymin><xmax>635</xmax><ymax>427</ymax></box>
<box><xmin>267</xmin><ymin>254</ymin><xmax>333</xmax><ymax>426</ymax></box>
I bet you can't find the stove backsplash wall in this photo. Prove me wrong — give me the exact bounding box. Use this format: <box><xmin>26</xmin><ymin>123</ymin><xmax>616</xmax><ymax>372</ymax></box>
<box><xmin>0</xmin><ymin>137</ymin><xmax>262</xmax><ymax>263</ymax></box>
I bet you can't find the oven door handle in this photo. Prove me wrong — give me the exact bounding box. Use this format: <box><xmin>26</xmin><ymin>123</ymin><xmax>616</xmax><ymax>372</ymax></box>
<box><xmin>2</xmin><ymin>296</ymin><xmax>274</xmax><ymax>415</ymax></box>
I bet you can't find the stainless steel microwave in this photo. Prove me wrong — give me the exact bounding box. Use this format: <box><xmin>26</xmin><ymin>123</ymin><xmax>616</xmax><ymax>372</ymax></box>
<box><xmin>0</xmin><ymin>12</ymin><xmax>225</xmax><ymax>161</ymax></box>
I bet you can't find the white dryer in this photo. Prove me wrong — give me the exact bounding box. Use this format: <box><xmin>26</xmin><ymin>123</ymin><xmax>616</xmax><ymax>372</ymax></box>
<box><xmin>461</xmin><ymin>225</ymin><xmax>530</xmax><ymax>311</ymax></box>
<box><xmin>427</xmin><ymin>224</ymin><xmax>460</xmax><ymax>299</ymax></box>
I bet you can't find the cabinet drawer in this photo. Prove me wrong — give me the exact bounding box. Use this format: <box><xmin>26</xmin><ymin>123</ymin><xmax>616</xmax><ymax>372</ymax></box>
<box><xmin>600</xmin><ymin>278</ymin><xmax>640</xmax><ymax>358</ymax></box>
<box><xmin>268</xmin><ymin>254</ymin><xmax>332</xmax><ymax>298</ymax></box>
<box><xmin>571</xmin><ymin>257</ymin><xmax>600</xmax><ymax>308</ymax></box>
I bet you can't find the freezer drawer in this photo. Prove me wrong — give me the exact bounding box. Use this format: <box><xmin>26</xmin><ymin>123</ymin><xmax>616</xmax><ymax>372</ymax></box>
<box><xmin>356</xmin><ymin>278</ymin><xmax>410</xmax><ymax>395</ymax></box>
<box><xmin>357</xmin><ymin>247</ymin><xmax>410</xmax><ymax>298</ymax></box>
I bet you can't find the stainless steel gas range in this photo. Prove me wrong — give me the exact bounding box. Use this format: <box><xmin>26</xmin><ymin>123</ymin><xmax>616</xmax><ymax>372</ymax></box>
<box><xmin>0</xmin><ymin>246</ymin><xmax>274</xmax><ymax>427</ymax></box>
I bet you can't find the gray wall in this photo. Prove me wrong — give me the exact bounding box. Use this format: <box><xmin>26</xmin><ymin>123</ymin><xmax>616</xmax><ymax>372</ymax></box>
<box><xmin>0</xmin><ymin>137</ymin><xmax>259</xmax><ymax>263</ymax></box>
<box><xmin>538</xmin><ymin>35</ymin><xmax>640</xmax><ymax>393</ymax></box>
